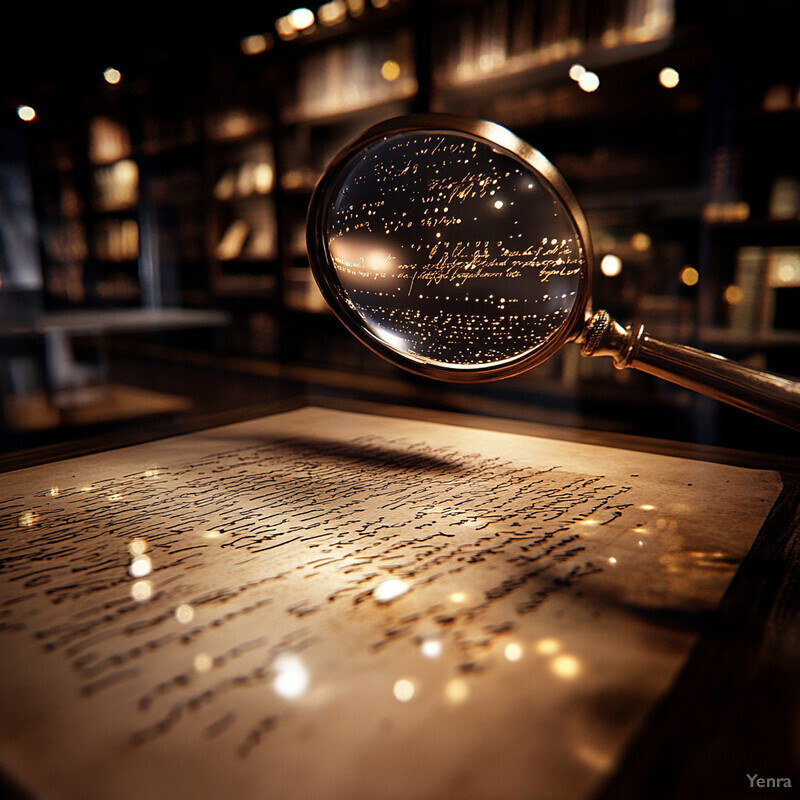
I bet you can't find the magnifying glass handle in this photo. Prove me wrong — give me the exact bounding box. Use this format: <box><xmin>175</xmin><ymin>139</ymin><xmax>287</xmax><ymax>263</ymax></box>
<box><xmin>578</xmin><ymin>310</ymin><xmax>800</xmax><ymax>431</ymax></box>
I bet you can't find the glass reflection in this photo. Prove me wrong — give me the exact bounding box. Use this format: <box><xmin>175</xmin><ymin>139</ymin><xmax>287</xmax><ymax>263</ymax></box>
<box><xmin>175</xmin><ymin>604</ymin><xmax>194</xmax><ymax>624</ymax></box>
<box><xmin>374</xmin><ymin>578</ymin><xmax>408</xmax><ymax>603</ymax></box>
<box><xmin>325</xmin><ymin>130</ymin><xmax>584</xmax><ymax>368</ymax></box>
<box><xmin>273</xmin><ymin>655</ymin><xmax>310</xmax><ymax>699</ymax></box>
<box><xmin>393</xmin><ymin>678</ymin><xmax>415</xmax><ymax>702</ymax></box>
<box><xmin>550</xmin><ymin>654</ymin><xmax>582</xmax><ymax>680</ymax></box>
<box><xmin>131</xmin><ymin>579</ymin><xmax>153</xmax><ymax>602</ymax></box>
<box><xmin>420</xmin><ymin>639</ymin><xmax>442</xmax><ymax>658</ymax></box>
<box><xmin>444</xmin><ymin>678</ymin><xmax>469</xmax><ymax>704</ymax></box>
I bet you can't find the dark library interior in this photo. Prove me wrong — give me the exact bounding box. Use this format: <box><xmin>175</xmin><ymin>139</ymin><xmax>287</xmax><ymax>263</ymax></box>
<box><xmin>1</xmin><ymin>0</ymin><xmax>799</xmax><ymax>462</ymax></box>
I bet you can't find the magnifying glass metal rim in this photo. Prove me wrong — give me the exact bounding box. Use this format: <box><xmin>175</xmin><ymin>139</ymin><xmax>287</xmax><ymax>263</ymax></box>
<box><xmin>307</xmin><ymin>113</ymin><xmax>594</xmax><ymax>383</ymax></box>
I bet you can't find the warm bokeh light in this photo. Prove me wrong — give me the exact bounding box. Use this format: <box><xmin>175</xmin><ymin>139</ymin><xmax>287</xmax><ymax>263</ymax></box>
<box><xmin>421</xmin><ymin>639</ymin><xmax>442</xmax><ymax>658</ymax></box>
<box><xmin>630</xmin><ymin>232</ymin><xmax>652</xmax><ymax>251</ymax></box>
<box><xmin>381</xmin><ymin>59</ymin><xmax>401</xmax><ymax>81</ymax></box>
<box><xmin>550</xmin><ymin>654</ymin><xmax>582</xmax><ymax>679</ymax></box>
<box><xmin>724</xmin><ymin>285</ymin><xmax>743</xmax><ymax>305</ymax></box>
<box><xmin>273</xmin><ymin>655</ymin><xmax>310</xmax><ymax>699</ymax></box>
<box><xmin>504</xmin><ymin>642</ymin><xmax>523</xmax><ymax>662</ymax></box>
<box><xmin>131</xmin><ymin>580</ymin><xmax>153</xmax><ymax>602</ymax></box>
<box><xmin>288</xmin><ymin>7</ymin><xmax>315</xmax><ymax>30</ymax></box>
<box><xmin>374</xmin><ymin>578</ymin><xmax>408</xmax><ymax>603</ymax></box>
<box><xmin>129</xmin><ymin>554</ymin><xmax>152</xmax><ymax>578</ymax></box>
<box><xmin>600</xmin><ymin>254</ymin><xmax>622</xmax><ymax>277</ymax></box>
<box><xmin>578</xmin><ymin>71</ymin><xmax>599</xmax><ymax>92</ymax></box>
<box><xmin>103</xmin><ymin>67</ymin><xmax>121</xmax><ymax>85</ymax></box>
<box><xmin>194</xmin><ymin>653</ymin><xmax>213</xmax><ymax>673</ymax></box>
<box><xmin>393</xmin><ymin>678</ymin><xmax>415</xmax><ymax>702</ymax></box>
<box><xmin>659</xmin><ymin>67</ymin><xmax>680</xmax><ymax>88</ymax></box>
<box><xmin>241</xmin><ymin>34</ymin><xmax>274</xmax><ymax>55</ymax></box>
<box><xmin>175</xmin><ymin>604</ymin><xmax>195</xmax><ymax>624</ymax></box>
<box><xmin>17</xmin><ymin>511</ymin><xmax>37</xmax><ymax>528</ymax></box>
<box><xmin>535</xmin><ymin>637</ymin><xmax>561</xmax><ymax>655</ymax></box>
<box><xmin>679</xmin><ymin>265</ymin><xmax>699</xmax><ymax>286</ymax></box>
<box><xmin>128</xmin><ymin>538</ymin><xmax>148</xmax><ymax>556</ymax></box>
<box><xmin>608</xmin><ymin>556</ymin><xmax>618</xmax><ymax>565</ymax></box>
<box><xmin>568</xmin><ymin>63</ymin><xmax>586</xmax><ymax>82</ymax></box>
<box><xmin>17</xmin><ymin>105</ymin><xmax>36</xmax><ymax>122</ymax></box>
<box><xmin>445</xmin><ymin>678</ymin><xmax>469</xmax><ymax>704</ymax></box>
<box><xmin>275</xmin><ymin>16</ymin><xmax>297</xmax><ymax>40</ymax></box>
<box><xmin>448</xmin><ymin>591</ymin><xmax>468</xmax><ymax>603</ymax></box>
<box><xmin>318</xmin><ymin>0</ymin><xmax>347</xmax><ymax>25</ymax></box>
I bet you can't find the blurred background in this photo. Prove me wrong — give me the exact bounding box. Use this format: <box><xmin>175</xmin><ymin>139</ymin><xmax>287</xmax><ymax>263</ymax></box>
<box><xmin>0</xmin><ymin>0</ymin><xmax>798</xmax><ymax>460</ymax></box>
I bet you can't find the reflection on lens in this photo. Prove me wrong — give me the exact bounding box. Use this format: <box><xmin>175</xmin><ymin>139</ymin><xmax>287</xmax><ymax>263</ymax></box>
<box><xmin>324</xmin><ymin>130</ymin><xmax>585</xmax><ymax>370</ymax></box>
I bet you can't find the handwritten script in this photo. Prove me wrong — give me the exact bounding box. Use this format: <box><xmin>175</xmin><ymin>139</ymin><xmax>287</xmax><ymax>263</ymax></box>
<box><xmin>0</xmin><ymin>407</ymin><xmax>780</xmax><ymax>800</ymax></box>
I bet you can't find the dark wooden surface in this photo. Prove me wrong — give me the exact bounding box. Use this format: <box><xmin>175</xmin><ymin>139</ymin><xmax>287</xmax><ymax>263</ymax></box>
<box><xmin>593</xmin><ymin>473</ymin><xmax>800</xmax><ymax>800</ymax></box>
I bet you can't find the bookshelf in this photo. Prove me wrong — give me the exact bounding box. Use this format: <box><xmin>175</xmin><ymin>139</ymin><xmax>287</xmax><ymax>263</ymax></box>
<box><xmin>16</xmin><ymin>0</ymin><xmax>799</xmax><ymax>450</ymax></box>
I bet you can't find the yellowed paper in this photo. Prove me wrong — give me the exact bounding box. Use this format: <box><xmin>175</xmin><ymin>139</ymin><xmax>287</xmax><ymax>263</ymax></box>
<box><xmin>0</xmin><ymin>407</ymin><xmax>781</xmax><ymax>799</ymax></box>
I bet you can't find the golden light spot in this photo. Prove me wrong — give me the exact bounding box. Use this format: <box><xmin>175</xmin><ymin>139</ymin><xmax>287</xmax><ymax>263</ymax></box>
<box><xmin>448</xmin><ymin>591</ymin><xmax>468</xmax><ymax>604</ymax></box>
<box><xmin>445</xmin><ymin>678</ymin><xmax>469</xmax><ymax>704</ymax></box>
<box><xmin>17</xmin><ymin>105</ymin><xmax>36</xmax><ymax>122</ymax></box>
<box><xmin>143</xmin><ymin>468</ymin><xmax>161</xmax><ymax>478</ymax></box>
<box><xmin>273</xmin><ymin>655</ymin><xmax>310</xmax><ymax>699</ymax></box>
<box><xmin>287</xmin><ymin>7</ymin><xmax>315</xmax><ymax>30</ymax></box>
<box><xmin>578</xmin><ymin>71</ymin><xmax>600</xmax><ymax>92</ymax></box>
<box><xmin>128</xmin><ymin>539</ymin><xmax>148</xmax><ymax>556</ymax></box>
<box><xmin>202</xmin><ymin>529</ymin><xmax>225</xmax><ymax>540</ymax></box>
<box><xmin>679</xmin><ymin>266</ymin><xmax>699</xmax><ymax>286</ymax></box>
<box><xmin>175</xmin><ymin>604</ymin><xmax>194</xmax><ymax>624</ymax></box>
<box><xmin>550</xmin><ymin>654</ymin><xmax>582</xmax><ymax>679</ymax></box>
<box><xmin>374</xmin><ymin>578</ymin><xmax>408</xmax><ymax>603</ymax></box>
<box><xmin>393</xmin><ymin>679</ymin><xmax>415</xmax><ymax>702</ymax></box>
<box><xmin>129</xmin><ymin>554</ymin><xmax>152</xmax><ymax>578</ymax></box>
<box><xmin>659</xmin><ymin>67</ymin><xmax>680</xmax><ymax>88</ymax></box>
<box><xmin>494</xmin><ymin>199</ymin><xmax>504</xmax><ymax>209</ymax></box>
<box><xmin>109</xmin><ymin>492</ymin><xmax>124</xmax><ymax>502</ymax></box>
<box><xmin>381</xmin><ymin>60</ymin><xmax>401</xmax><ymax>81</ymax></box>
<box><xmin>600</xmin><ymin>254</ymin><xmax>622</xmax><ymax>277</ymax></box>
<box><xmin>535</xmin><ymin>638</ymin><xmax>561</xmax><ymax>656</ymax></box>
<box><xmin>421</xmin><ymin>639</ymin><xmax>442</xmax><ymax>659</ymax></box>
<box><xmin>18</xmin><ymin>511</ymin><xmax>37</xmax><ymax>528</ymax></box>
<box><xmin>318</xmin><ymin>0</ymin><xmax>347</xmax><ymax>25</ymax></box>
<box><xmin>608</xmin><ymin>556</ymin><xmax>617</xmax><ymax>565</ymax></box>
<box><xmin>639</xmin><ymin>504</ymin><xmax>656</xmax><ymax>511</ymax></box>
<box><xmin>194</xmin><ymin>653</ymin><xmax>212</xmax><ymax>673</ymax></box>
<box><xmin>48</xmin><ymin>487</ymin><xmax>60</xmax><ymax>497</ymax></box>
<box><xmin>103</xmin><ymin>67</ymin><xmax>121</xmax><ymax>85</ymax></box>
<box><xmin>504</xmin><ymin>642</ymin><xmax>523</xmax><ymax>662</ymax></box>
<box><xmin>724</xmin><ymin>285</ymin><xmax>743</xmax><ymax>305</ymax></box>
<box><xmin>568</xmin><ymin>63</ymin><xmax>586</xmax><ymax>82</ymax></box>
<box><xmin>630</xmin><ymin>232</ymin><xmax>652</xmax><ymax>251</ymax></box>
<box><xmin>241</xmin><ymin>33</ymin><xmax>273</xmax><ymax>55</ymax></box>
<box><xmin>131</xmin><ymin>580</ymin><xmax>152</xmax><ymax>602</ymax></box>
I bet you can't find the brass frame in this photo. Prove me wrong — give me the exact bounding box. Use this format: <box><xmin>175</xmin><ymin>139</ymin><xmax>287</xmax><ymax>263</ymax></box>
<box><xmin>307</xmin><ymin>113</ymin><xmax>593</xmax><ymax>383</ymax></box>
<box><xmin>307</xmin><ymin>114</ymin><xmax>800</xmax><ymax>429</ymax></box>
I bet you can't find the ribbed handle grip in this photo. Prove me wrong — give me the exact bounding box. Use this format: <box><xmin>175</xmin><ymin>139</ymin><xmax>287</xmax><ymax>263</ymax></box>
<box><xmin>578</xmin><ymin>310</ymin><xmax>800</xmax><ymax>430</ymax></box>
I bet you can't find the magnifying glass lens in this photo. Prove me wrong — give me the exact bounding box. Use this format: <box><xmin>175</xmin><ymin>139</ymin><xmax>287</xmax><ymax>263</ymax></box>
<box><xmin>320</xmin><ymin>130</ymin><xmax>586</xmax><ymax>373</ymax></box>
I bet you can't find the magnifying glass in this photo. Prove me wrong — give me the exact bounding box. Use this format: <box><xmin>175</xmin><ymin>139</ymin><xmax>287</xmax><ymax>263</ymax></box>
<box><xmin>307</xmin><ymin>114</ymin><xmax>800</xmax><ymax>431</ymax></box>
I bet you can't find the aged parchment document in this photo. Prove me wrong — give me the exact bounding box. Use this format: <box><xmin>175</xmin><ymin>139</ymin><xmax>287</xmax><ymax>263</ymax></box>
<box><xmin>0</xmin><ymin>407</ymin><xmax>781</xmax><ymax>800</ymax></box>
